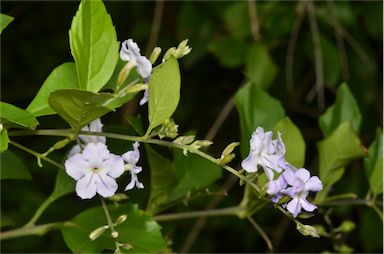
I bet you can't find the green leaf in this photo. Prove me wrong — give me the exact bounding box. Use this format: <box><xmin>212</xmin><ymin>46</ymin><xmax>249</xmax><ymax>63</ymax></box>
<box><xmin>146</xmin><ymin>145</ymin><xmax>178</xmax><ymax>214</ymax></box>
<box><xmin>272</xmin><ymin>117</ymin><xmax>305</xmax><ymax>168</ymax></box>
<box><xmin>0</xmin><ymin>102</ymin><xmax>39</xmax><ymax>129</ymax></box>
<box><xmin>223</xmin><ymin>3</ymin><xmax>250</xmax><ymax>40</ymax></box>
<box><xmin>27</xmin><ymin>63</ymin><xmax>78</xmax><ymax>117</ymax></box>
<box><xmin>364</xmin><ymin>128</ymin><xmax>383</xmax><ymax>195</ymax></box>
<box><xmin>316</xmin><ymin>121</ymin><xmax>367</xmax><ymax>203</ymax></box>
<box><xmin>0</xmin><ymin>128</ymin><xmax>9</xmax><ymax>152</ymax></box>
<box><xmin>0</xmin><ymin>150</ymin><xmax>31</xmax><ymax>180</ymax></box>
<box><xmin>208</xmin><ymin>36</ymin><xmax>247</xmax><ymax>68</ymax></box>
<box><xmin>235</xmin><ymin>82</ymin><xmax>285</xmax><ymax>157</ymax></box>
<box><xmin>61</xmin><ymin>203</ymin><xmax>166</xmax><ymax>253</ymax></box>
<box><xmin>319</xmin><ymin>83</ymin><xmax>361</xmax><ymax>136</ymax></box>
<box><xmin>49</xmin><ymin>89</ymin><xmax>114</xmax><ymax>130</ymax></box>
<box><xmin>168</xmin><ymin>150</ymin><xmax>222</xmax><ymax>203</ymax></box>
<box><xmin>51</xmin><ymin>169</ymin><xmax>75</xmax><ymax>200</ymax></box>
<box><xmin>0</xmin><ymin>13</ymin><xmax>14</xmax><ymax>34</ymax></box>
<box><xmin>69</xmin><ymin>0</ymin><xmax>119</xmax><ymax>92</ymax></box>
<box><xmin>244</xmin><ymin>43</ymin><xmax>277</xmax><ymax>90</ymax></box>
<box><xmin>147</xmin><ymin>56</ymin><xmax>181</xmax><ymax>134</ymax></box>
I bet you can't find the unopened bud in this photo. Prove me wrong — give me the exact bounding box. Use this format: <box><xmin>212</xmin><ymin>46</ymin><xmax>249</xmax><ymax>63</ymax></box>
<box><xmin>336</xmin><ymin>244</ymin><xmax>354</xmax><ymax>253</ymax></box>
<box><xmin>340</xmin><ymin>220</ymin><xmax>355</xmax><ymax>233</ymax></box>
<box><xmin>53</xmin><ymin>138</ymin><xmax>70</xmax><ymax>150</ymax></box>
<box><xmin>115</xmin><ymin>214</ymin><xmax>128</xmax><ymax>225</ymax></box>
<box><xmin>296</xmin><ymin>223</ymin><xmax>320</xmax><ymax>238</ymax></box>
<box><xmin>119</xmin><ymin>242</ymin><xmax>133</xmax><ymax>250</ymax></box>
<box><xmin>111</xmin><ymin>231</ymin><xmax>119</xmax><ymax>239</ymax></box>
<box><xmin>89</xmin><ymin>225</ymin><xmax>108</xmax><ymax>240</ymax></box>
<box><xmin>149</xmin><ymin>47</ymin><xmax>162</xmax><ymax>64</ymax></box>
<box><xmin>125</xmin><ymin>83</ymin><xmax>148</xmax><ymax>94</ymax></box>
<box><xmin>0</xmin><ymin>124</ymin><xmax>3</xmax><ymax>132</ymax></box>
<box><xmin>162</xmin><ymin>47</ymin><xmax>176</xmax><ymax>62</ymax></box>
<box><xmin>117</xmin><ymin>61</ymin><xmax>135</xmax><ymax>86</ymax></box>
<box><xmin>107</xmin><ymin>193</ymin><xmax>129</xmax><ymax>202</ymax></box>
<box><xmin>222</xmin><ymin>142</ymin><xmax>240</xmax><ymax>157</ymax></box>
<box><xmin>313</xmin><ymin>225</ymin><xmax>327</xmax><ymax>236</ymax></box>
<box><xmin>218</xmin><ymin>153</ymin><xmax>235</xmax><ymax>165</ymax></box>
<box><xmin>173</xmin><ymin>135</ymin><xmax>195</xmax><ymax>145</ymax></box>
<box><xmin>191</xmin><ymin>140</ymin><xmax>213</xmax><ymax>150</ymax></box>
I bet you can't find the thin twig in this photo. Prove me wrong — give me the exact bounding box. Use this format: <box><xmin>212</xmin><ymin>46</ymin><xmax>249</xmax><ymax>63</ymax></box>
<box><xmin>145</xmin><ymin>0</ymin><xmax>164</xmax><ymax>56</ymax></box>
<box><xmin>204</xmin><ymin>98</ymin><xmax>234</xmax><ymax>141</ymax></box>
<box><xmin>100</xmin><ymin>197</ymin><xmax>121</xmax><ymax>253</ymax></box>
<box><xmin>247</xmin><ymin>0</ymin><xmax>261</xmax><ymax>42</ymax></box>
<box><xmin>307</xmin><ymin>1</ymin><xmax>325</xmax><ymax>109</ymax></box>
<box><xmin>286</xmin><ymin>1</ymin><xmax>306</xmax><ymax>93</ymax></box>
<box><xmin>0</xmin><ymin>222</ymin><xmax>68</xmax><ymax>240</ymax></box>
<box><xmin>248</xmin><ymin>216</ymin><xmax>273</xmax><ymax>253</ymax></box>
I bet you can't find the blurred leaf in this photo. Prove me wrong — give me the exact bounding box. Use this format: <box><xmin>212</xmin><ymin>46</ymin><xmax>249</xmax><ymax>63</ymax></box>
<box><xmin>316</xmin><ymin>121</ymin><xmax>367</xmax><ymax>203</ymax></box>
<box><xmin>223</xmin><ymin>2</ymin><xmax>250</xmax><ymax>40</ymax></box>
<box><xmin>61</xmin><ymin>203</ymin><xmax>166</xmax><ymax>253</ymax></box>
<box><xmin>259</xmin><ymin>2</ymin><xmax>296</xmax><ymax>38</ymax></box>
<box><xmin>235</xmin><ymin>82</ymin><xmax>285</xmax><ymax>157</ymax></box>
<box><xmin>364</xmin><ymin>128</ymin><xmax>383</xmax><ymax>195</ymax></box>
<box><xmin>69</xmin><ymin>0</ymin><xmax>119</xmax><ymax>92</ymax></box>
<box><xmin>0</xmin><ymin>102</ymin><xmax>39</xmax><ymax>129</ymax></box>
<box><xmin>0</xmin><ymin>13</ymin><xmax>14</xmax><ymax>34</ymax></box>
<box><xmin>363</xmin><ymin>3</ymin><xmax>382</xmax><ymax>40</ymax></box>
<box><xmin>147</xmin><ymin>57</ymin><xmax>181</xmax><ymax>134</ymax></box>
<box><xmin>0</xmin><ymin>128</ymin><xmax>9</xmax><ymax>152</ymax></box>
<box><xmin>27</xmin><ymin>63</ymin><xmax>78</xmax><ymax>117</ymax></box>
<box><xmin>272</xmin><ymin>117</ymin><xmax>305</xmax><ymax>168</ymax></box>
<box><xmin>51</xmin><ymin>169</ymin><xmax>75</xmax><ymax>200</ymax></box>
<box><xmin>0</xmin><ymin>150</ymin><xmax>31</xmax><ymax>180</ymax></box>
<box><xmin>167</xmin><ymin>149</ymin><xmax>222</xmax><ymax>202</ymax></box>
<box><xmin>244</xmin><ymin>43</ymin><xmax>277</xmax><ymax>90</ymax></box>
<box><xmin>317</xmin><ymin>2</ymin><xmax>357</xmax><ymax>28</ymax></box>
<box><xmin>319</xmin><ymin>83</ymin><xmax>361</xmax><ymax>136</ymax></box>
<box><xmin>208</xmin><ymin>36</ymin><xmax>247</xmax><ymax>68</ymax></box>
<box><xmin>49</xmin><ymin>89</ymin><xmax>113</xmax><ymax>130</ymax></box>
<box><xmin>146</xmin><ymin>145</ymin><xmax>178</xmax><ymax>214</ymax></box>
<box><xmin>359</xmin><ymin>208</ymin><xmax>383</xmax><ymax>252</ymax></box>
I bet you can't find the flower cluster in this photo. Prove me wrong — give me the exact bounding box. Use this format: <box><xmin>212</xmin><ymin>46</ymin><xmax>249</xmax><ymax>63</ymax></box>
<box><xmin>65</xmin><ymin>119</ymin><xmax>143</xmax><ymax>199</ymax></box>
<box><xmin>242</xmin><ymin>127</ymin><xmax>323</xmax><ymax>217</ymax></box>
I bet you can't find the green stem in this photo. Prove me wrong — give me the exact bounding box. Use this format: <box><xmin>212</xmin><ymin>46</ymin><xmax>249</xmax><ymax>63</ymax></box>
<box><xmin>8</xmin><ymin>129</ymin><xmax>74</xmax><ymax>138</ymax></box>
<box><xmin>9</xmin><ymin>141</ymin><xmax>64</xmax><ymax>170</ymax></box>
<box><xmin>24</xmin><ymin>196</ymin><xmax>55</xmax><ymax>227</ymax></box>
<box><xmin>316</xmin><ymin>193</ymin><xmax>358</xmax><ymax>205</ymax></box>
<box><xmin>370</xmin><ymin>204</ymin><xmax>383</xmax><ymax>221</ymax></box>
<box><xmin>154</xmin><ymin>206</ymin><xmax>242</xmax><ymax>222</ymax></box>
<box><xmin>100</xmin><ymin>197</ymin><xmax>121</xmax><ymax>253</ymax></box>
<box><xmin>247</xmin><ymin>216</ymin><xmax>273</xmax><ymax>253</ymax></box>
<box><xmin>0</xmin><ymin>222</ymin><xmax>67</xmax><ymax>240</ymax></box>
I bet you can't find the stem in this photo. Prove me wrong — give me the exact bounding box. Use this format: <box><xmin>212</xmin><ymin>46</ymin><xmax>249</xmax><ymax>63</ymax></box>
<box><xmin>247</xmin><ymin>0</ymin><xmax>261</xmax><ymax>42</ymax></box>
<box><xmin>316</xmin><ymin>193</ymin><xmax>357</xmax><ymax>205</ymax></box>
<box><xmin>371</xmin><ymin>204</ymin><xmax>383</xmax><ymax>221</ymax></box>
<box><xmin>9</xmin><ymin>140</ymin><xmax>64</xmax><ymax>170</ymax></box>
<box><xmin>8</xmin><ymin>129</ymin><xmax>73</xmax><ymax>138</ymax></box>
<box><xmin>0</xmin><ymin>222</ymin><xmax>66</xmax><ymax>240</ymax></box>
<box><xmin>145</xmin><ymin>0</ymin><xmax>164</xmax><ymax>56</ymax></box>
<box><xmin>154</xmin><ymin>206</ymin><xmax>242</xmax><ymax>222</ymax></box>
<box><xmin>24</xmin><ymin>195</ymin><xmax>55</xmax><ymax>227</ymax></box>
<box><xmin>248</xmin><ymin>216</ymin><xmax>273</xmax><ymax>253</ymax></box>
<box><xmin>100</xmin><ymin>197</ymin><xmax>121</xmax><ymax>253</ymax></box>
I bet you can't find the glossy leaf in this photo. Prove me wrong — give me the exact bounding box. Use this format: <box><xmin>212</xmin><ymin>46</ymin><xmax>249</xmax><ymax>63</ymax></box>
<box><xmin>364</xmin><ymin>128</ymin><xmax>383</xmax><ymax>195</ymax></box>
<box><xmin>27</xmin><ymin>63</ymin><xmax>78</xmax><ymax>117</ymax></box>
<box><xmin>147</xmin><ymin>56</ymin><xmax>181</xmax><ymax>134</ymax></box>
<box><xmin>0</xmin><ymin>102</ymin><xmax>39</xmax><ymax>129</ymax></box>
<box><xmin>235</xmin><ymin>82</ymin><xmax>285</xmax><ymax>157</ymax></box>
<box><xmin>0</xmin><ymin>13</ymin><xmax>13</xmax><ymax>33</ymax></box>
<box><xmin>49</xmin><ymin>89</ymin><xmax>113</xmax><ymax>130</ymax></box>
<box><xmin>319</xmin><ymin>83</ymin><xmax>361</xmax><ymax>136</ymax></box>
<box><xmin>0</xmin><ymin>128</ymin><xmax>9</xmax><ymax>152</ymax></box>
<box><xmin>0</xmin><ymin>150</ymin><xmax>31</xmax><ymax>180</ymax></box>
<box><xmin>69</xmin><ymin>0</ymin><xmax>119</xmax><ymax>92</ymax></box>
<box><xmin>316</xmin><ymin>121</ymin><xmax>367</xmax><ymax>202</ymax></box>
<box><xmin>167</xmin><ymin>149</ymin><xmax>222</xmax><ymax>203</ymax></box>
<box><xmin>146</xmin><ymin>145</ymin><xmax>178</xmax><ymax>213</ymax></box>
<box><xmin>272</xmin><ymin>117</ymin><xmax>305</xmax><ymax>168</ymax></box>
<box><xmin>245</xmin><ymin>43</ymin><xmax>277</xmax><ymax>89</ymax></box>
<box><xmin>61</xmin><ymin>203</ymin><xmax>166</xmax><ymax>253</ymax></box>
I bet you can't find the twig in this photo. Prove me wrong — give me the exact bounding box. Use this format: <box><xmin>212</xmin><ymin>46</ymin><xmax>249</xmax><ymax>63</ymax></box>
<box><xmin>0</xmin><ymin>222</ymin><xmax>67</xmax><ymax>240</ymax></box>
<box><xmin>204</xmin><ymin>97</ymin><xmax>234</xmax><ymax>141</ymax></box>
<box><xmin>286</xmin><ymin>1</ymin><xmax>306</xmax><ymax>93</ymax></box>
<box><xmin>247</xmin><ymin>0</ymin><xmax>261</xmax><ymax>42</ymax></box>
<box><xmin>100</xmin><ymin>197</ymin><xmax>121</xmax><ymax>253</ymax></box>
<box><xmin>145</xmin><ymin>0</ymin><xmax>164</xmax><ymax>56</ymax></box>
<box><xmin>307</xmin><ymin>1</ymin><xmax>325</xmax><ymax>109</ymax></box>
<box><xmin>247</xmin><ymin>216</ymin><xmax>273</xmax><ymax>253</ymax></box>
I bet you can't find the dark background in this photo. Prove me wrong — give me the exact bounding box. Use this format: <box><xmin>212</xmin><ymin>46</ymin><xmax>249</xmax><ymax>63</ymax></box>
<box><xmin>1</xmin><ymin>1</ymin><xmax>382</xmax><ymax>253</ymax></box>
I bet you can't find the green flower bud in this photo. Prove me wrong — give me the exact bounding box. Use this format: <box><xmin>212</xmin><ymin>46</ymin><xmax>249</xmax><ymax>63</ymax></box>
<box><xmin>173</xmin><ymin>135</ymin><xmax>195</xmax><ymax>145</ymax></box>
<box><xmin>339</xmin><ymin>220</ymin><xmax>355</xmax><ymax>233</ymax></box>
<box><xmin>296</xmin><ymin>223</ymin><xmax>320</xmax><ymax>238</ymax></box>
<box><xmin>313</xmin><ymin>225</ymin><xmax>328</xmax><ymax>236</ymax></box>
<box><xmin>115</xmin><ymin>214</ymin><xmax>128</xmax><ymax>225</ymax></box>
<box><xmin>336</xmin><ymin>244</ymin><xmax>354</xmax><ymax>253</ymax></box>
<box><xmin>89</xmin><ymin>225</ymin><xmax>108</xmax><ymax>240</ymax></box>
<box><xmin>149</xmin><ymin>47</ymin><xmax>162</xmax><ymax>64</ymax></box>
<box><xmin>111</xmin><ymin>231</ymin><xmax>119</xmax><ymax>239</ymax></box>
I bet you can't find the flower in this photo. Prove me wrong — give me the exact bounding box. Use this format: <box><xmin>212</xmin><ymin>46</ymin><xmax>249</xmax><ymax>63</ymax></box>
<box><xmin>241</xmin><ymin>127</ymin><xmax>286</xmax><ymax>180</ymax></box>
<box><xmin>266</xmin><ymin>174</ymin><xmax>287</xmax><ymax>203</ymax></box>
<box><xmin>281</xmin><ymin>168</ymin><xmax>323</xmax><ymax>217</ymax></box>
<box><xmin>122</xmin><ymin>142</ymin><xmax>144</xmax><ymax>190</ymax></box>
<box><xmin>139</xmin><ymin>89</ymin><xmax>149</xmax><ymax>106</ymax></box>
<box><xmin>65</xmin><ymin>142</ymin><xmax>125</xmax><ymax>199</ymax></box>
<box><xmin>120</xmin><ymin>39</ymin><xmax>152</xmax><ymax>80</ymax></box>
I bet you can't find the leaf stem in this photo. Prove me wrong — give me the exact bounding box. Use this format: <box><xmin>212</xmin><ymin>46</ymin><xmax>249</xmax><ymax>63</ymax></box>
<box><xmin>247</xmin><ymin>216</ymin><xmax>273</xmax><ymax>253</ymax></box>
<box><xmin>0</xmin><ymin>222</ymin><xmax>68</xmax><ymax>240</ymax></box>
<box><xmin>24</xmin><ymin>195</ymin><xmax>55</xmax><ymax>227</ymax></box>
<box><xmin>154</xmin><ymin>206</ymin><xmax>242</xmax><ymax>222</ymax></box>
<box><xmin>100</xmin><ymin>197</ymin><xmax>121</xmax><ymax>253</ymax></box>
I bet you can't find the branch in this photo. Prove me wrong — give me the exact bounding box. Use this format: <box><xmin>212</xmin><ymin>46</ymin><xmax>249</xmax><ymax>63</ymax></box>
<box><xmin>247</xmin><ymin>0</ymin><xmax>261</xmax><ymax>42</ymax></box>
<box><xmin>0</xmin><ymin>222</ymin><xmax>69</xmax><ymax>240</ymax></box>
<box><xmin>145</xmin><ymin>0</ymin><xmax>164</xmax><ymax>56</ymax></box>
<box><xmin>248</xmin><ymin>216</ymin><xmax>273</xmax><ymax>253</ymax></box>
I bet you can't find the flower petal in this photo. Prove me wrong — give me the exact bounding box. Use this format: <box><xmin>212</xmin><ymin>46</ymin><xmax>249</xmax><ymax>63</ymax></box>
<box><xmin>65</xmin><ymin>153</ymin><xmax>90</xmax><ymax>180</ymax></box>
<box><xmin>295</xmin><ymin>168</ymin><xmax>310</xmax><ymax>182</ymax></box>
<box><xmin>241</xmin><ymin>153</ymin><xmax>258</xmax><ymax>173</ymax></box>
<box><xmin>300</xmin><ymin>198</ymin><xmax>317</xmax><ymax>212</ymax></box>
<box><xmin>76</xmin><ymin>173</ymin><xmax>97</xmax><ymax>199</ymax></box>
<box><xmin>102</xmin><ymin>154</ymin><xmax>124</xmax><ymax>178</ymax></box>
<box><xmin>139</xmin><ymin>89</ymin><xmax>149</xmax><ymax>105</ymax></box>
<box><xmin>287</xmin><ymin>197</ymin><xmax>301</xmax><ymax>217</ymax></box>
<box><xmin>283</xmin><ymin>169</ymin><xmax>295</xmax><ymax>186</ymax></box>
<box><xmin>136</xmin><ymin>56</ymin><xmax>152</xmax><ymax>79</ymax></box>
<box><xmin>96</xmin><ymin>173</ymin><xmax>118</xmax><ymax>198</ymax></box>
<box><xmin>82</xmin><ymin>142</ymin><xmax>110</xmax><ymax>166</ymax></box>
<box><xmin>305</xmin><ymin>176</ymin><xmax>323</xmax><ymax>192</ymax></box>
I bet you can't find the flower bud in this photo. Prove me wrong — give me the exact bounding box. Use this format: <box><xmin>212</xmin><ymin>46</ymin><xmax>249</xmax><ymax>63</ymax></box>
<box><xmin>117</xmin><ymin>61</ymin><xmax>135</xmax><ymax>86</ymax></box>
<box><xmin>111</xmin><ymin>231</ymin><xmax>119</xmax><ymax>239</ymax></box>
<box><xmin>296</xmin><ymin>223</ymin><xmax>320</xmax><ymax>238</ymax></box>
<box><xmin>119</xmin><ymin>242</ymin><xmax>133</xmax><ymax>250</ymax></box>
<box><xmin>339</xmin><ymin>220</ymin><xmax>355</xmax><ymax>233</ymax></box>
<box><xmin>336</xmin><ymin>244</ymin><xmax>354</xmax><ymax>253</ymax></box>
<box><xmin>115</xmin><ymin>214</ymin><xmax>128</xmax><ymax>225</ymax></box>
<box><xmin>173</xmin><ymin>135</ymin><xmax>195</xmax><ymax>145</ymax></box>
<box><xmin>107</xmin><ymin>193</ymin><xmax>129</xmax><ymax>202</ymax></box>
<box><xmin>149</xmin><ymin>47</ymin><xmax>162</xmax><ymax>64</ymax></box>
<box><xmin>125</xmin><ymin>83</ymin><xmax>148</xmax><ymax>94</ymax></box>
<box><xmin>162</xmin><ymin>47</ymin><xmax>176</xmax><ymax>62</ymax></box>
<box><xmin>313</xmin><ymin>225</ymin><xmax>327</xmax><ymax>236</ymax></box>
<box><xmin>89</xmin><ymin>225</ymin><xmax>108</xmax><ymax>240</ymax></box>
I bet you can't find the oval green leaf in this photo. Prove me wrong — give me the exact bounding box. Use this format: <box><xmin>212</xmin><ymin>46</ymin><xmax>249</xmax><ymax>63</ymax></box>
<box><xmin>0</xmin><ymin>101</ymin><xmax>39</xmax><ymax>129</ymax></box>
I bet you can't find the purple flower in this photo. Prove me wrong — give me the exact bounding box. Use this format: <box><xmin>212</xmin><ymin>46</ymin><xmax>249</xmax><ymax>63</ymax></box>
<box><xmin>122</xmin><ymin>142</ymin><xmax>144</xmax><ymax>190</ymax></box>
<box><xmin>120</xmin><ymin>39</ymin><xmax>152</xmax><ymax>79</ymax></box>
<box><xmin>65</xmin><ymin>142</ymin><xmax>124</xmax><ymax>199</ymax></box>
<box><xmin>281</xmin><ymin>168</ymin><xmax>323</xmax><ymax>217</ymax></box>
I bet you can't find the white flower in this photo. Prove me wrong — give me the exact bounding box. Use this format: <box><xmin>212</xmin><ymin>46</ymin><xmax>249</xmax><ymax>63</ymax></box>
<box><xmin>120</xmin><ymin>39</ymin><xmax>152</xmax><ymax>79</ymax></box>
<box><xmin>241</xmin><ymin>127</ymin><xmax>286</xmax><ymax>180</ymax></box>
<box><xmin>122</xmin><ymin>142</ymin><xmax>144</xmax><ymax>190</ymax></box>
<box><xmin>65</xmin><ymin>142</ymin><xmax>124</xmax><ymax>199</ymax></box>
<box><xmin>281</xmin><ymin>168</ymin><xmax>323</xmax><ymax>217</ymax></box>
